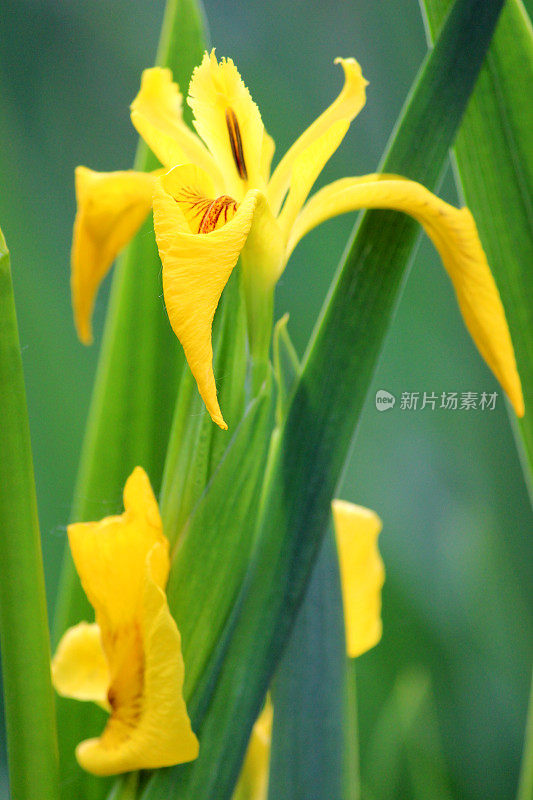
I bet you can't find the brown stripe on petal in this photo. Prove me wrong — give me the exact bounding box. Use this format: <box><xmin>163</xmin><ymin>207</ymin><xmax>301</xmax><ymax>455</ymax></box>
<box><xmin>198</xmin><ymin>195</ymin><xmax>238</xmax><ymax>234</ymax></box>
<box><xmin>225</xmin><ymin>108</ymin><xmax>248</xmax><ymax>181</ymax></box>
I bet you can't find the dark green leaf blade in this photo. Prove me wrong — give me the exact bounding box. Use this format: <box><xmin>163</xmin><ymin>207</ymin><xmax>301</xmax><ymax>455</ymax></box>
<box><xmin>270</xmin><ymin>319</ymin><xmax>357</xmax><ymax>800</ymax></box>
<box><xmin>419</xmin><ymin>2</ymin><xmax>533</xmax><ymax>797</ymax></box>
<box><xmin>268</xmin><ymin>530</ymin><xmax>350</xmax><ymax>800</ymax></box>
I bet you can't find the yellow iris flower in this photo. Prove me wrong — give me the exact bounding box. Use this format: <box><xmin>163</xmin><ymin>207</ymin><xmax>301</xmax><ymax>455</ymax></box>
<box><xmin>72</xmin><ymin>51</ymin><xmax>524</xmax><ymax>429</ymax></box>
<box><xmin>233</xmin><ymin>499</ymin><xmax>384</xmax><ymax>799</ymax></box>
<box><xmin>51</xmin><ymin>467</ymin><xmax>198</xmax><ymax>776</ymax></box>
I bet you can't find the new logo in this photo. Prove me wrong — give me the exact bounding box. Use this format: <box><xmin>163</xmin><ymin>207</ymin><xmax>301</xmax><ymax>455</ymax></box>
<box><xmin>375</xmin><ymin>390</ymin><xmax>396</xmax><ymax>411</ymax></box>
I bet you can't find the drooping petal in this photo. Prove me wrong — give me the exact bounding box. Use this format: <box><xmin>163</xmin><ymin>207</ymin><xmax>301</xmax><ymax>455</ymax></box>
<box><xmin>67</xmin><ymin>466</ymin><xmax>168</xmax><ymax>631</ymax></box>
<box><xmin>153</xmin><ymin>175</ymin><xmax>261</xmax><ymax>428</ymax></box>
<box><xmin>267</xmin><ymin>58</ymin><xmax>368</xmax><ymax>215</ymax></box>
<box><xmin>232</xmin><ymin>697</ymin><xmax>273</xmax><ymax>800</ymax></box>
<box><xmin>289</xmin><ymin>176</ymin><xmax>525</xmax><ymax>417</ymax></box>
<box><xmin>71</xmin><ymin>166</ymin><xmax>156</xmax><ymax>344</ymax></box>
<box><xmin>76</xmin><ymin>544</ymin><xmax>199</xmax><ymax>775</ymax></box>
<box><xmin>188</xmin><ymin>51</ymin><xmax>266</xmax><ymax>199</ymax></box>
<box><xmin>332</xmin><ymin>500</ymin><xmax>384</xmax><ymax>659</ymax></box>
<box><xmin>130</xmin><ymin>67</ymin><xmax>222</xmax><ymax>186</ymax></box>
<box><xmin>51</xmin><ymin>622</ymin><xmax>110</xmax><ymax>709</ymax></box>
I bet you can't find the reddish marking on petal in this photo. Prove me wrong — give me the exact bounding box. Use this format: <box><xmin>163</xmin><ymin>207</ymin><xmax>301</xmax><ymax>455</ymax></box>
<box><xmin>198</xmin><ymin>196</ymin><xmax>238</xmax><ymax>233</ymax></box>
<box><xmin>225</xmin><ymin>108</ymin><xmax>248</xmax><ymax>181</ymax></box>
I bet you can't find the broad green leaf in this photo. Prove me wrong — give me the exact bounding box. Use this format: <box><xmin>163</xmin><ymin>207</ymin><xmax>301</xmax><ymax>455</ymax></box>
<box><xmin>268</xmin><ymin>530</ymin><xmax>350</xmax><ymax>800</ymax></box>
<box><xmin>421</xmin><ymin>0</ymin><xmax>533</xmax><ymax>477</ymax></box>
<box><xmin>419</xmin><ymin>4</ymin><xmax>533</xmax><ymax>799</ymax></box>
<box><xmin>270</xmin><ymin>321</ymin><xmax>358</xmax><ymax>800</ymax></box>
<box><xmin>0</xmin><ymin>229</ymin><xmax>59</xmax><ymax>800</ymax></box>
<box><xmin>51</xmin><ymin>1</ymin><xmax>208</xmax><ymax>796</ymax></box>
<box><xmin>139</xmin><ymin>1</ymin><xmax>506</xmax><ymax>798</ymax></box>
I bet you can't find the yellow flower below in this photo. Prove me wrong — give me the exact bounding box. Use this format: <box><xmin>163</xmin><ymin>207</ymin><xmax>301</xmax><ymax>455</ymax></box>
<box><xmin>51</xmin><ymin>467</ymin><xmax>199</xmax><ymax>776</ymax></box>
<box><xmin>332</xmin><ymin>499</ymin><xmax>384</xmax><ymax>659</ymax></box>
<box><xmin>71</xmin><ymin>51</ymin><xmax>524</xmax><ymax>427</ymax></box>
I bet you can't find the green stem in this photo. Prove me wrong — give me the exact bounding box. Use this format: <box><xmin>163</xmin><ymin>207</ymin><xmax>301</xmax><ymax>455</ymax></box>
<box><xmin>241</xmin><ymin>260</ymin><xmax>274</xmax><ymax>396</ymax></box>
<box><xmin>0</xmin><ymin>229</ymin><xmax>59</xmax><ymax>800</ymax></box>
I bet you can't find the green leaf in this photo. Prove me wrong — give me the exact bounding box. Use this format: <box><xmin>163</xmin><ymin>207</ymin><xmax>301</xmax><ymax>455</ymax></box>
<box><xmin>139</xmin><ymin>1</ymin><xmax>506</xmax><ymax>798</ymax></box>
<box><xmin>418</xmin><ymin>4</ymin><xmax>533</xmax><ymax>799</ymax></box>
<box><xmin>51</xmin><ymin>1</ymin><xmax>208</xmax><ymax>796</ymax></box>
<box><xmin>0</xmin><ymin>228</ymin><xmax>59</xmax><ymax>800</ymax></box>
<box><xmin>268</xmin><ymin>530</ymin><xmax>350</xmax><ymax>800</ymax></box>
<box><xmin>270</xmin><ymin>321</ymin><xmax>357</xmax><ymax>800</ymax></box>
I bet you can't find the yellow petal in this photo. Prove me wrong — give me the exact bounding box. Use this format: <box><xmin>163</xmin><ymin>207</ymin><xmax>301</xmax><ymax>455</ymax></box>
<box><xmin>188</xmin><ymin>51</ymin><xmax>266</xmax><ymax>199</ymax></box>
<box><xmin>76</xmin><ymin>544</ymin><xmax>199</xmax><ymax>775</ymax></box>
<box><xmin>332</xmin><ymin>500</ymin><xmax>384</xmax><ymax>659</ymax></box>
<box><xmin>277</xmin><ymin>118</ymin><xmax>350</xmax><ymax>246</ymax></box>
<box><xmin>267</xmin><ymin>58</ymin><xmax>368</xmax><ymax>215</ymax></box>
<box><xmin>130</xmin><ymin>67</ymin><xmax>222</xmax><ymax>185</ymax></box>
<box><xmin>71</xmin><ymin>166</ymin><xmax>155</xmax><ymax>344</ymax></box>
<box><xmin>290</xmin><ymin>176</ymin><xmax>524</xmax><ymax>417</ymax></box>
<box><xmin>233</xmin><ymin>697</ymin><xmax>273</xmax><ymax>800</ymax></box>
<box><xmin>153</xmin><ymin>175</ymin><xmax>261</xmax><ymax>428</ymax></box>
<box><xmin>67</xmin><ymin>466</ymin><xmax>168</xmax><ymax>631</ymax></box>
<box><xmin>51</xmin><ymin>622</ymin><xmax>110</xmax><ymax>710</ymax></box>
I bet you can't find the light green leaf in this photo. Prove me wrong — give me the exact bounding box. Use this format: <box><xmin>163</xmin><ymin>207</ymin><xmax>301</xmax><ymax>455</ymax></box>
<box><xmin>0</xmin><ymin>228</ymin><xmax>59</xmax><ymax>800</ymax></box>
<box><xmin>139</xmin><ymin>1</ymin><xmax>506</xmax><ymax>798</ymax></box>
<box><xmin>419</xmin><ymin>4</ymin><xmax>533</xmax><ymax>799</ymax></box>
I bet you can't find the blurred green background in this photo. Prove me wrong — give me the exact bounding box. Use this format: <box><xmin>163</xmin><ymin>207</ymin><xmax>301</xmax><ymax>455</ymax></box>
<box><xmin>0</xmin><ymin>1</ymin><xmax>531</xmax><ymax>798</ymax></box>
